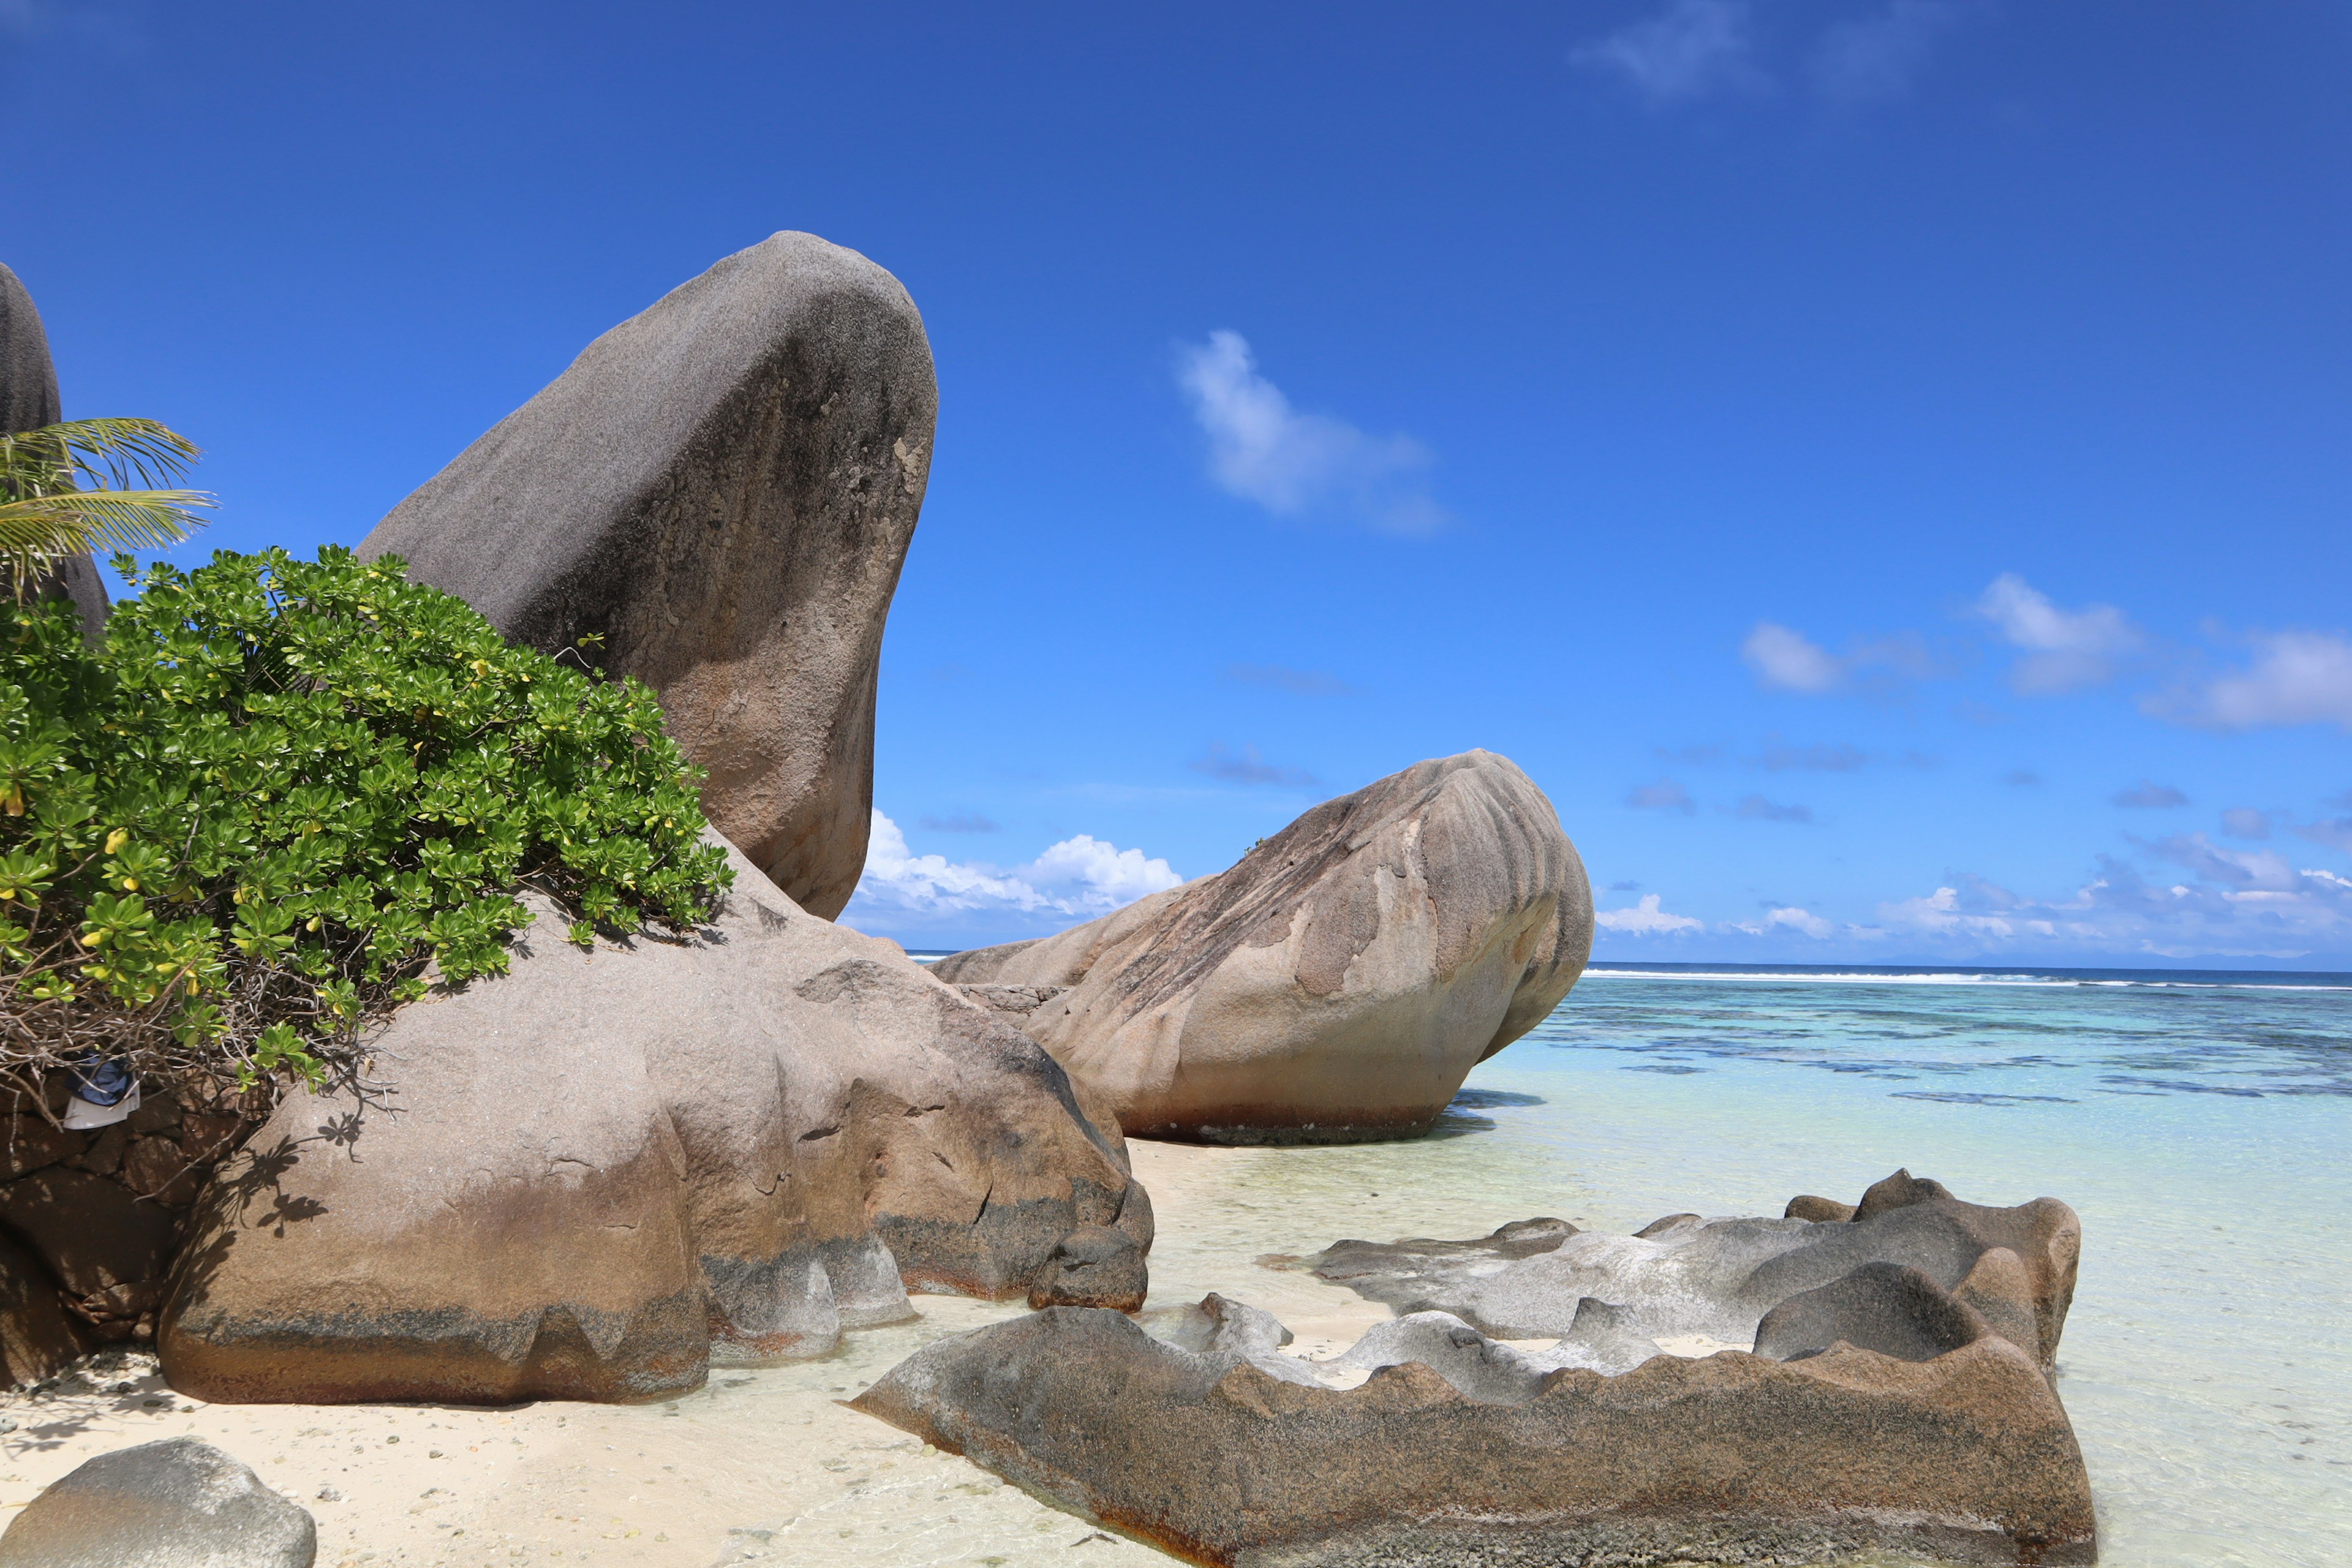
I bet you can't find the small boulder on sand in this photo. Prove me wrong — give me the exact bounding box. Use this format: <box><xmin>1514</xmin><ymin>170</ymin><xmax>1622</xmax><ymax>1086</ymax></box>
<box><xmin>0</xmin><ymin>1436</ymin><xmax>315</xmax><ymax>1567</ymax></box>
<box><xmin>936</xmin><ymin>751</ymin><xmax>1592</xmax><ymax>1142</ymax></box>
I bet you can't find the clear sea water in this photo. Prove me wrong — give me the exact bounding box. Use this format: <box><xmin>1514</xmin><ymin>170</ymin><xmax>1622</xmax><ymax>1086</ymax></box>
<box><xmin>859</xmin><ymin>957</ymin><xmax>2351</xmax><ymax>1568</ymax></box>
<box><xmin>1444</xmin><ymin>963</ymin><xmax>2352</xmax><ymax>1568</ymax></box>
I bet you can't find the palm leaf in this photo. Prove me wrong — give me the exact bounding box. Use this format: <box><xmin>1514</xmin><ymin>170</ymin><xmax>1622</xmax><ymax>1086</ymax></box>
<box><xmin>0</xmin><ymin>420</ymin><xmax>212</xmax><ymax>599</ymax></box>
<box><xmin>0</xmin><ymin>418</ymin><xmax>203</xmax><ymax>496</ymax></box>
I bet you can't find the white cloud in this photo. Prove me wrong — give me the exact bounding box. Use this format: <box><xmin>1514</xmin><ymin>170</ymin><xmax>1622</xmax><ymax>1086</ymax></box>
<box><xmin>1730</xmin><ymin>906</ymin><xmax>1834</xmax><ymax>938</ymax></box>
<box><xmin>2165</xmin><ymin>630</ymin><xmax>2352</xmax><ymax>731</ymax></box>
<box><xmin>1177</xmin><ymin>331</ymin><xmax>1447</xmax><ymax>534</ymax></box>
<box><xmin>1574</xmin><ymin>0</ymin><xmax>1761</xmax><ymax>104</ymax></box>
<box><xmin>1871</xmin><ymin>854</ymin><xmax>2352</xmax><ymax>962</ymax></box>
<box><xmin>1596</xmin><ymin>894</ymin><xmax>1703</xmax><ymax>934</ymax></box>
<box><xmin>842</xmin><ymin>812</ymin><xmax>1182</xmax><ymax>930</ymax></box>
<box><xmin>1975</xmin><ymin>573</ymin><xmax>2142</xmax><ymax>694</ymax></box>
<box><xmin>1742</xmin><ymin>623</ymin><xmax>1844</xmax><ymax>693</ymax></box>
<box><xmin>2296</xmin><ymin>818</ymin><xmax>2352</xmax><ymax>855</ymax></box>
<box><xmin>1812</xmin><ymin>0</ymin><xmax>1967</xmax><ymax>105</ymax></box>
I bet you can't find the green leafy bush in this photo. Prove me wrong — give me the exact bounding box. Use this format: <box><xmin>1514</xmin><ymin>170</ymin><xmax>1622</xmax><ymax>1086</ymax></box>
<box><xmin>0</xmin><ymin>545</ymin><xmax>732</xmax><ymax>1101</ymax></box>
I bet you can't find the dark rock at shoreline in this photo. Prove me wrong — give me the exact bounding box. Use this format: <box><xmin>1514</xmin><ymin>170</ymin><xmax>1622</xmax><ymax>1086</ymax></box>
<box><xmin>0</xmin><ymin>262</ymin><xmax>107</xmax><ymax>638</ymax></box>
<box><xmin>1311</xmin><ymin>1168</ymin><xmax>2079</xmax><ymax>1373</ymax></box>
<box><xmin>361</xmin><ymin>232</ymin><xmax>935</xmax><ymax>921</ymax></box>
<box><xmin>0</xmin><ymin>1436</ymin><xmax>315</xmax><ymax>1566</ymax></box>
<box><xmin>934</xmin><ymin>752</ymin><xmax>1592</xmax><ymax>1143</ymax></box>
<box><xmin>1025</xmin><ymin>1224</ymin><xmax>1148</xmax><ymax>1312</ymax></box>
<box><xmin>853</xmin><ymin>1299</ymin><xmax>2097</xmax><ymax>1567</ymax></box>
<box><xmin>158</xmin><ymin>839</ymin><xmax>1150</xmax><ymax>1405</ymax></box>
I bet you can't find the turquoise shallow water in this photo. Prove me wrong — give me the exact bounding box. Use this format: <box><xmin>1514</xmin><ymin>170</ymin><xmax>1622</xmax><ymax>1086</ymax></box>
<box><xmin>1442</xmin><ymin>965</ymin><xmax>2351</xmax><ymax>1568</ymax></box>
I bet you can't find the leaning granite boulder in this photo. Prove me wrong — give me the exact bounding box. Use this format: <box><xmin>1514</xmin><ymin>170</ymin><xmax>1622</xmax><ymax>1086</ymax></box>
<box><xmin>1312</xmin><ymin>1169</ymin><xmax>2079</xmax><ymax>1373</ymax></box>
<box><xmin>361</xmin><ymin>232</ymin><xmax>935</xmax><ymax>919</ymax></box>
<box><xmin>854</xmin><ymin>1296</ymin><xmax>2096</xmax><ymax>1566</ymax></box>
<box><xmin>0</xmin><ymin>1437</ymin><xmax>315</xmax><ymax>1567</ymax></box>
<box><xmin>157</xmin><ymin>839</ymin><xmax>1150</xmax><ymax>1405</ymax></box>
<box><xmin>934</xmin><ymin>752</ymin><xmax>1591</xmax><ymax>1142</ymax></box>
<box><xmin>0</xmin><ymin>262</ymin><xmax>107</xmax><ymax>636</ymax></box>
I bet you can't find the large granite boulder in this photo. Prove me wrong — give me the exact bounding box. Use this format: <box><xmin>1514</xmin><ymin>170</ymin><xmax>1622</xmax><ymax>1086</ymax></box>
<box><xmin>0</xmin><ymin>1437</ymin><xmax>315</xmax><ymax>1567</ymax></box>
<box><xmin>1312</xmin><ymin>1169</ymin><xmax>2080</xmax><ymax>1373</ymax></box>
<box><xmin>360</xmin><ymin>232</ymin><xmax>935</xmax><ymax>919</ymax></box>
<box><xmin>0</xmin><ymin>262</ymin><xmax>107</xmax><ymax>636</ymax></box>
<box><xmin>934</xmin><ymin>751</ymin><xmax>1591</xmax><ymax>1142</ymax></box>
<box><xmin>853</xmin><ymin>1297</ymin><xmax>2097</xmax><ymax>1566</ymax></box>
<box><xmin>157</xmin><ymin>839</ymin><xmax>1151</xmax><ymax>1405</ymax></box>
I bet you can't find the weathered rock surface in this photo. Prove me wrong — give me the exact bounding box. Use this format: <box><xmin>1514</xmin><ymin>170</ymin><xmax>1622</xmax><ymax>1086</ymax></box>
<box><xmin>0</xmin><ymin>1233</ymin><xmax>88</xmax><ymax>1387</ymax></box>
<box><xmin>360</xmin><ymin>232</ymin><xmax>935</xmax><ymax>919</ymax></box>
<box><xmin>0</xmin><ymin>262</ymin><xmax>107</xmax><ymax>636</ymax></box>
<box><xmin>0</xmin><ymin>1436</ymin><xmax>315</xmax><ymax>1567</ymax></box>
<box><xmin>157</xmin><ymin>839</ymin><xmax>1150</xmax><ymax>1405</ymax></box>
<box><xmin>1312</xmin><ymin>1168</ymin><xmax>2080</xmax><ymax>1373</ymax></box>
<box><xmin>934</xmin><ymin>752</ymin><xmax>1592</xmax><ymax>1142</ymax></box>
<box><xmin>853</xmin><ymin>1297</ymin><xmax>2097</xmax><ymax>1567</ymax></box>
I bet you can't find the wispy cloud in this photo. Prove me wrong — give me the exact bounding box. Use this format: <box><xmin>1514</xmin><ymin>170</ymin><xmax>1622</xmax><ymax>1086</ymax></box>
<box><xmin>1759</xmin><ymin>742</ymin><xmax>1866</xmax><ymax>772</ymax></box>
<box><xmin>2111</xmin><ymin>781</ymin><xmax>2188</xmax><ymax>810</ymax></box>
<box><xmin>1223</xmin><ymin>663</ymin><xmax>1359</xmax><ymax>697</ymax></box>
<box><xmin>1191</xmin><ymin>743</ymin><xmax>1319</xmax><ymax>788</ymax></box>
<box><xmin>2003</xmin><ymin>769</ymin><xmax>2043</xmax><ymax>788</ymax></box>
<box><xmin>2221</xmin><ymin>807</ymin><xmax>2272</xmax><ymax>840</ymax></box>
<box><xmin>1742</xmin><ymin>623</ymin><xmax>1844</xmax><ymax>693</ymax></box>
<box><xmin>1976</xmin><ymin>573</ymin><xmax>2143</xmax><ymax>694</ymax></box>
<box><xmin>917</xmin><ymin>813</ymin><xmax>999</xmax><ymax>834</ymax></box>
<box><xmin>1572</xmin><ymin>0</ymin><xmax>1762</xmax><ymax>104</ymax></box>
<box><xmin>1741</xmin><ymin>622</ymin><xmax>1940</xmax><ymax>695</ymax></box>
<box><xmin>1655</xmin><ymin>742</ymin><xmax>1725</xmax><ymax>765</ymax></box>
<box><xmin>1735</xmin><ymin>794</ymin><xmax>1813</xmax><ymax>823</ymax></box>
<box><xmin>1811</xmin><ymin>0</ymin><xmax>1969</xmax><ymax>106</ymax></box>
<box><xmin>2296</xmin><ymin>817</ymin><xmax>2352</xmax><ymax>855</ymax></box>
<box><xmin>843</xmin><ymin>812</ymin><xmax>1183</xmax><ymax>935</ymax></box>
<box><xmin>1729</xmin><ymin>905</ymin><xmax>1833</xmax><ymax>938</ymax></box>
<box><xmin>1627</xmin><ymin>778</ymin><xmax>1697</xmax><ymax>815</ymax></box>
<box><xmin>1177</xmin><ymin>331</ymin><xmax>1447</xmax><ymax>534</ymax></box>
<box><xmin>2155</xmin><ymin>629</ymin><xmax>2352</xmax><ymax>732</ymax></box>
<box><xmin>1596</xmin><ymin>893</ymin><xmax>1704</xmax><ymax>934</ymax></box>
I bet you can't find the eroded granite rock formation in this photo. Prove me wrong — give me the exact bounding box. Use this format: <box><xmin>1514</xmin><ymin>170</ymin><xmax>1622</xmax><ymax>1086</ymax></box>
<box><xmin>854</xmin><ymin>1292</ymin><xmax>2097</xmax><ymax>1567</ymax></box>
<box><xmin>157</xmin><ymin>839</ymin><xmax>1151</xmax><ymax>1405</ymax></box>
<box><xmin>1311</xmin><ymin>1168</ymin><xmax>2080</xmax><ymax>1373</ymax></box>
<box><xmin>0</xmin><ymin>262</ymin><xmax>108</xmax><ymax>636</ymax></box>
<box><xmin>361</xmin><ymin>232</ymin><xmax>935</xmax><ymax>919</ymax></box>
<box><xmin>933</xmin><ymin>752</ymin><xmax>1592</xmax><ymax>1142</ymax></box>
<box><xmin>0</xmin><ymin>1437</ymin><xmax>315</xmax><ymax>1567</ymax></box>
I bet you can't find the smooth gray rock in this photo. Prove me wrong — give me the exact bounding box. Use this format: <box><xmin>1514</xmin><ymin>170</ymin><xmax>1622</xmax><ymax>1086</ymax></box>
<box><xmin>0</xmin><ymin>1437</ymin><xmax>315</xmax><ymax>1567</ymax></box>
<box><xmin>935</xmin><ymin>752</ymin><xmax>1592</xmax><ymax>1142</ymax></box>
<box><xmin>159</xmin><ymin>837</ymin><xmax>1150</xmax><ymax>1404</ymax></box>
<box><xmin>0</xmin><ymin>263</ymin><xmax>106</xmax><ymax>637</ymax></box>
<box><xmin>1754</xmin><ymin>1259</ymin><xmax>1994</xmax><ymax>1364</ymax></box>
<box><xmin>1311</xmin><ymin>1168</ymin><xmax>2081</xmax><ymax>1373</ymax></box>
<box><xmin>361</xmin><ymin>232</ymin><xmax>935</xmax><ymax>920</ymax></box>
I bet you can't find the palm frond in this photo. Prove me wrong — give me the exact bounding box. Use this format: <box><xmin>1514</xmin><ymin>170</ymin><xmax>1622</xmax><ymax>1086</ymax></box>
<box><xmin>0</xmin><ymin>418</ymin><xmax>213</xmax><ymax>600</ymax></box>
<box><xmin>0</xmin><ymin>418</ymin><xmax>204</xmax><ymax>497</ymax></box>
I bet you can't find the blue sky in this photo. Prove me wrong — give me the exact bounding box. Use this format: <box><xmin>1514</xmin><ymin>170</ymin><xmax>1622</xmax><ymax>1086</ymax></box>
<box><xmin>6</xmin><ymin>2</ymin><xmax>2350</xmax><ymax>967</ymax></box>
